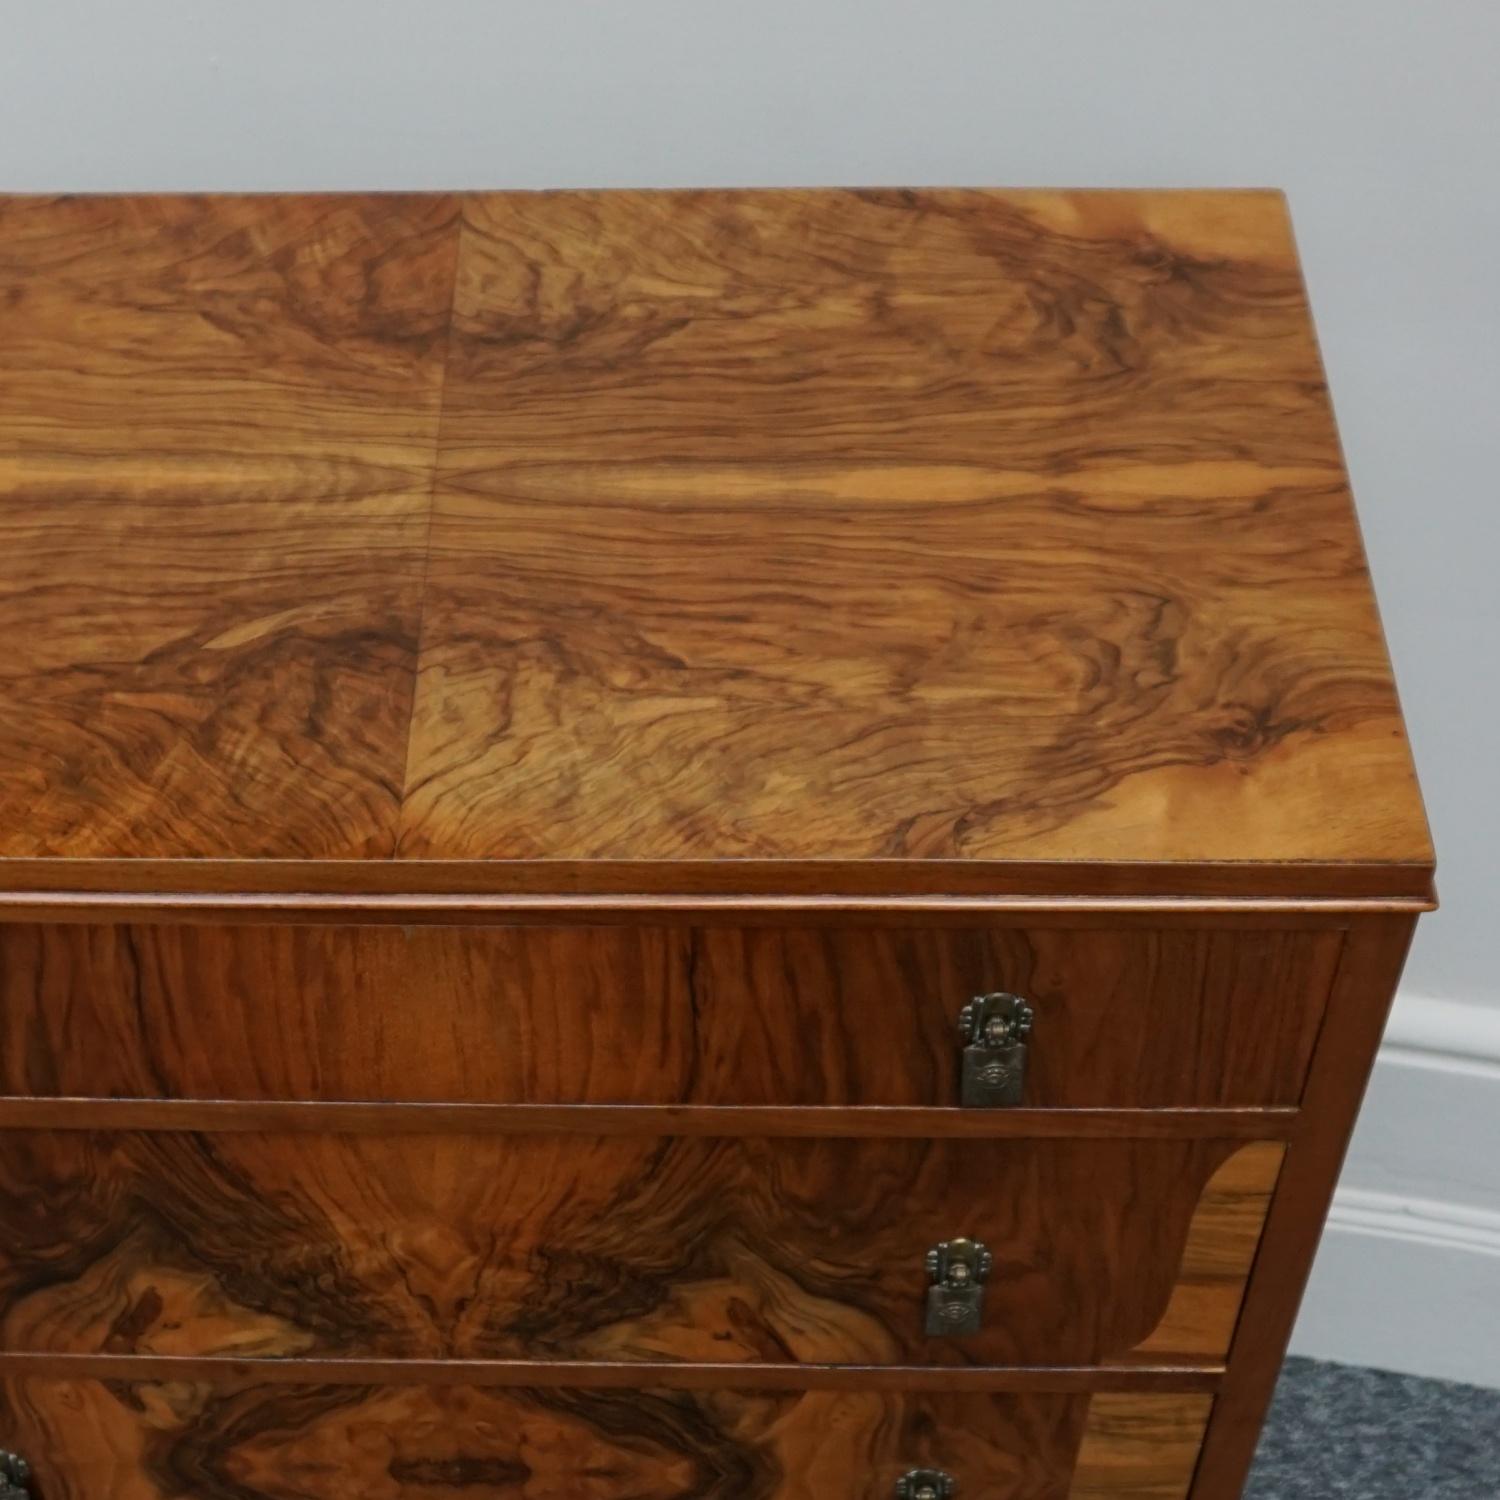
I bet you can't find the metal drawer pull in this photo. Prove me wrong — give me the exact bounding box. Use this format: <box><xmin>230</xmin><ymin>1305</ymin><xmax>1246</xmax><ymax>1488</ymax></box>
<box><xmin>924</xmin><ymin>1236</ymin><xmax>993</xmax><ymax>1336</ymax></box>
<box><xmin>896</xmin><ymin>1469</ymin><xmax>957</xmax><ymax>1500</ymax></box>
<box><xmin>957</xmin><ymin>991</ymin><xmax>1034</xmax><ymax>1106</ymax></box>
<box><xmin>0</xmin><ymin>1452</ymin><xmax>30</xmax><ymax>1500</ymax></box>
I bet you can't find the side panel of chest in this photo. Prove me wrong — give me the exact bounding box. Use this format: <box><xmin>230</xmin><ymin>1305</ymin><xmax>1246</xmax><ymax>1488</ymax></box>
<box><xmin>0</xmin><ymin>922</ymin><xmax>1340</xmax><ymax>1107</ymax></box>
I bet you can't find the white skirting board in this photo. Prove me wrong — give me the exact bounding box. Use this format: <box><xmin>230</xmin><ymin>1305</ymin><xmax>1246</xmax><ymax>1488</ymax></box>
<box><xmin>1288</xmin><ymin>993</ymin><xmax>1500</xmax><ymax>1390</ymax></box>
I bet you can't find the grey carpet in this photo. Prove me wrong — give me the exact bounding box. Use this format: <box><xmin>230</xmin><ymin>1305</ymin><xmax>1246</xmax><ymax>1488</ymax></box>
<box><xmin>1246</xmin><ymin>1356</ymin><xmax>1500</xmax><ymax>1498</ymax></box>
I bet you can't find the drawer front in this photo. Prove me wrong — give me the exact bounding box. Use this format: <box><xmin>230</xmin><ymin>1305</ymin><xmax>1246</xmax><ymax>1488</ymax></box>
<box><xmin>0</xmin><ymin>1379</ymin><xmax>1213</xmax><ymax>1500</ymax></box>
<box><xmin>0</xmin><ymin>1131</ymin><xmax>1279</xmax><ymax>1367</ymax></box>
<box><xmin>0</xmin><ymin>922</ymin><xmax>1340</xmax><ymax>1107</ymax></box>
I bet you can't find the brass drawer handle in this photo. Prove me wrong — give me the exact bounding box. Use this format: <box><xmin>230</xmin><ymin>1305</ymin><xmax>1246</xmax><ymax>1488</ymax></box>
<box><xmin>0</xmin><ymin>1452</ymin><xmax>31</xmax><ymax>1500</ymax></box>
<box><xmin>957</xmin><ymin>991</ymin><xmax>1034</xmax><ymax>1106</ymax></box>
<box><xmin>896</xmin><ymin>1469</ymin><xmax>957</xmax><ymax>1500</ymax></box>
<box><xmin>924</xmin><ymin>1236</ymin><xmax>992</xmax><ymax>1336</ymax></box>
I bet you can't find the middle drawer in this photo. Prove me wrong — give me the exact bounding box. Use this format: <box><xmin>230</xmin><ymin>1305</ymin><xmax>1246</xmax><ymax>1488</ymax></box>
<box><xmin>0</xmin><ymin>1130</ymin><xmax>1279</xmax><ymax>1368</ymax></box>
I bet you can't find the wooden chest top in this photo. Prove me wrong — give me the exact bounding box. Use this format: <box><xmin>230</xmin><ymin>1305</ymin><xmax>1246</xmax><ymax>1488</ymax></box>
<box><xmin>0</xmin><ymin>188</ymin><xmax>1431</xmax><ymax>900</ymax></box>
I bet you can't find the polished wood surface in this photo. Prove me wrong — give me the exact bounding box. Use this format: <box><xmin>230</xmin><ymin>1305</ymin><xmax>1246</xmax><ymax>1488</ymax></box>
<box><xmin>0</xmin><ymin>860</ymin><xmax>1438</xmax><ymax>904</ymax></box>
<box><xmin>0</xmin><ymin>922</ymin><xmax>1338</xmax><ymax>1107</ymax></box>
<box><xmin>0</xmin><ymin>1354</ymin><xmax>1222</xmax><ymax>1394</ymax></box>
<box><xmin>0</xmin><ymin>188</ymin><xmax>1430</xmax><ymax>898</ymax></box>
<box><xmin>0</xmin><ymin>191</ymin><xmax>1434</xmax><ymax>1500</ymax></box>
<box><xmin>0</xmin><ymin>1378</ymin><xmax>1211</xmax><ymax>1500</ymax></box>
<box><xmin>0</xmin><ymin>888</ymin><xmax>1429</xmax><ymax>924</ymax></box>
<box><xmin>1072</xmin><ymin>1394</ymin><xmax>1212</xmax><ymax>1500</ymax></box>
<box><xmin>0</xmin><ymin>195</ymin><xmax>458</xmax><ymax>470</ymax></box>
<box><xmin>0</xmin><ymin>1100</ymin><xmax>1300</xmax><ymax>1141</ymax></box>
<box><xmin>406</xmin><ymin>194</ymin><xmax>1426</xmax><ymax>884</ymax></box>
<box><xmin>1127</xmin><ymin>1142</ymin><xmax>1284</xmax><ymax>1362</ymax></box>
<box><xmin>0</xmin><ymin>194</ymin><xmax>456</xmax><ymax>865</ymax></box>
<box><xmin>0</xmin><ymin>1133</ymin><xmax>1272</xmax><ymax>1368</ymax></box>
<box><xmin>1190</xmin><ymin>916</ymin><xmax>1418</xmax><ymax>1496</ymax></box>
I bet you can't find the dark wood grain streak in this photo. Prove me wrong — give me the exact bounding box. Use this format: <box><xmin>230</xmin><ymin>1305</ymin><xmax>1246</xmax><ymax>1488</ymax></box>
<box><xmin>0</xmin><ymin>1133</ymin><xmax>1266</xmax><ymax>1368</ymax></box>
<box><xmin>0</xmin><ymin>1378</ymin><xmax>1213</xmax><ymax>1500</ymax></box>
<box><xmin>0</xmin><ymin>1354</ymin><xmax>1222</xmax><ymax>1392</ymax></box>
<box><xmin>0</xmin><ymin>922</ymin><xmax>1339</xmax><ymax>1107</ymax></box>
<box><xmin>0</xmin><ymin>1100</ymin><xmax>1299</xmax><ymax>1139</ymax></box>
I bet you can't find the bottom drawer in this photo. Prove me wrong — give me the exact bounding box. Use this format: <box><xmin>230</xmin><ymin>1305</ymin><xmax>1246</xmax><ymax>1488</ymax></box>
<box><xmin>0</xmin><ymin>1378</ymin><xmax>1212</xmax><ymax>1500</ymax></box>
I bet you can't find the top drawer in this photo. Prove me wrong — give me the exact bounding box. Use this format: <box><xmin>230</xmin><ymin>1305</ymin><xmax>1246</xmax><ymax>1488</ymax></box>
<box><xmin>0</xmin><ymin>921</ymin><xmax>1340</xmax><ymax>1108</ymax></box>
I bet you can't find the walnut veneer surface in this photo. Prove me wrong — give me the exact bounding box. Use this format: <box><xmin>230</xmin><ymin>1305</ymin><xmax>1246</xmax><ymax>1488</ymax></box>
<box><xmin>0</xmin><ymin>190</ymin><xmax>1432</xmax><ymax>1500</ymax></box>
<box><xmin>0</xmin><ymin>923</ymin><xmax>1337</xmax><ymax>1106</ymax></box>
<box><xmin>0</xmin><ymin>1383</ymin><xmax>1214</xmax><ymax>1500</ymax></box>
<box><xmin>0</xmin><ymin>189</ymin><xmax>1430</xmax><ymax>898</ymax></box>
<box><xmin>0</xmin><ymin>1132</ymin><xmax>1277</xmax><ymax>1367</ymax></box>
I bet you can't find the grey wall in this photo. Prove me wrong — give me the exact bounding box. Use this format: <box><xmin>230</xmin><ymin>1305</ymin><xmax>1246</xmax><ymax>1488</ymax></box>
<box><xmin>4</xmin><ymin>0</ymin><xmax>1499</xmax><ymax>1373</ymax></box>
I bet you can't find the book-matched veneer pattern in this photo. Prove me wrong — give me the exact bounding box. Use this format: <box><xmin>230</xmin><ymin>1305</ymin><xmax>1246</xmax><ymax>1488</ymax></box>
<box><xmin>0</xmin><ymin>1378</ymin><xmax>1213</xmax><ymax>1500</ymax></box>
<box><xmin>0</xmin><ymin>907</ymin><xmax>1410</xmax><ymax>1500</ymax></box>
<box><xmin>0</xmin><ymin>1133</ymin><xmax>1277</xmax><ymax>1369</ymax></box>
<box><xmin>0</xmin><ymin>189</ymin><xmax>1429</xmax><ymax>895</ymax></box>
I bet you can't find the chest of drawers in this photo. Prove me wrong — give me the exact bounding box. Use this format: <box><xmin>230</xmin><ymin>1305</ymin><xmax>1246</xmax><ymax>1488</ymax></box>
<box><xmin>0</xmin><ymin>188</ymin><xmax>1432</xmax><ymax>1500</ymax></box>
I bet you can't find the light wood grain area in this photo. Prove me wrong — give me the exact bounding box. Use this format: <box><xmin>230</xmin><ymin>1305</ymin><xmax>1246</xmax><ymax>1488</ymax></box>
<box><xmin>1074</xmin><ymin>1393</ymin><xmax>1214</xmax><ymax>1500</ymax></box>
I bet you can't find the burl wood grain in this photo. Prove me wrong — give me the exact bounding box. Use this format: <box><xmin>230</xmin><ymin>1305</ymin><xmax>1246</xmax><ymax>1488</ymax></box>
<box><xmin>0</xmin><ymin>1133</ymin><xmax>1273</xmax><ymax>1368</ymax></box>
<box><xmin>402</xmin><ymin>188</ymin><xmax>1428</xmax><ymax>874</ymax></box>
<box><xmin>0</xmin><ymin>922</ymin><xmax>1339</xmax><ymax>1107</ymax></box>
<box><xmin>0</xmin><ymin>188</ymin><xmax>1431</xmax><ymax>893</ymax></box>
<box><xmin>0</xmin><ymin>194</ymin><xmax>457</xmax><ymax>861</ymax></box>
<box><xmin>0</xmin><ymin>1378</ymin><xmax>1211</xmax><ymax>1500</ymax></box>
